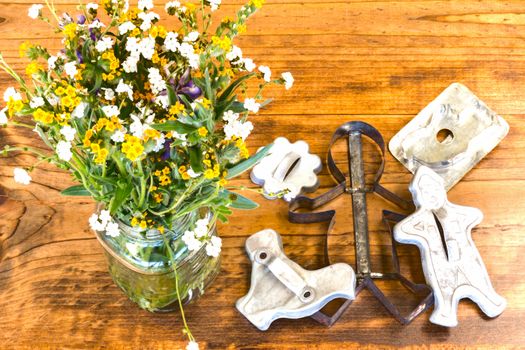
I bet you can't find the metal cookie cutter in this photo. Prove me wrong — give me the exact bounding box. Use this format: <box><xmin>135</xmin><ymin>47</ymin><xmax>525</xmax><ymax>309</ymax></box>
<box><xmin>289</xmin><ymin>121</ymin><xmax>433</xmax><ymax>326</ymax></box>
<box><xmin>236</xmin><ymin>229</ymin><xmax>356</xmax><ymax>331</ymax></box>
<box><xmin>389</xmin><ymin>83</ymin><xmax>509</xmax><ymax>190</ymax></box>
<box><xmin>250</xmin><ymin>137</ymin><xmax>322</xmax><ymax>201</ymax></box>
<box><xmin>394</xmin><ymin>166</ymin><xmax>506</xmax><ymax>327</ymax></box>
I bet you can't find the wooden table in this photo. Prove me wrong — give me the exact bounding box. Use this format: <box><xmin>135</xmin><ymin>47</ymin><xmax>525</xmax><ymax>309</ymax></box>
<box><xmin>1</xmin><ymin>0</ymin><xmax>524</xmax><ymax>349</ymax></box>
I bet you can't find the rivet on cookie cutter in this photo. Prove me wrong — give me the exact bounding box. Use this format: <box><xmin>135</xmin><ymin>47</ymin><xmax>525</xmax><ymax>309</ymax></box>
<box><xmin>389</xmin><ymin>83</ymin><xmax>509</xmax><ymax>190</ymax></box>
<box><xmin>250</xmin><ymin>137</ymin><xmax>322</xmax><ymax>201</ymax></box>
<box><xmin>236</xmin><ymin>229</ymin><xmax>356</xmax><ymax>331</ymax></box>
<box><xmin>393</xmin><ymin>166</ymin><xmax>506</xmax><ymax>327</ymax></box>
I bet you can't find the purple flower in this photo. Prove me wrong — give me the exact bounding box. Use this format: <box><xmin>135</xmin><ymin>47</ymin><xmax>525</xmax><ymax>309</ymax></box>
<box><xmin>161</xmin><ymin>139</ymin><xmax>173</xmax><ymax>160</ymax></box>
<box><xmin>89</xmin><ymin>28</ymin><xmax>97</xmax><ymax>41</ymax></box>
<box><xmin>179</xmin><ymin>81</ymin><xmax>202</xmax><ymax>100</ymax></box>
<box><xmin>77</xmin><ymin>14</ymin><xmax>86</xmax><ymax>24</ymax></box>
<box><xmin>76</xmin><ymin>49</ymin><xmax>84</xmax><ymax>63</ymax></box>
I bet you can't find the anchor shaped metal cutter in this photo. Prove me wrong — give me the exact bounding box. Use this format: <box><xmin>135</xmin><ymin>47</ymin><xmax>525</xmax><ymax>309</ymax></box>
<box><xmin>289</xmin><ymin>121</ymin><xmax>434</xmax><ymax>326</ymax></box>
<box><xmin>236</xmin><ymin>229</ymin><xmax>356</xmax><ymax>331</ymax></box>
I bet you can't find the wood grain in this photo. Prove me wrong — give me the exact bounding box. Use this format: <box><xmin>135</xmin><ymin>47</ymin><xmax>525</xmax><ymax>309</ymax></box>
<box><xmin>1</xmin><ymin>1</ymin><xmax>524</xmax><ymax>349</ymax></box>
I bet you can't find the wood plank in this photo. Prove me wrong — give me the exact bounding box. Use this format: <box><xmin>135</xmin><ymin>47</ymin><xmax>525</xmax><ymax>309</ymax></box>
<box><xmin>1</xmin><ymin>0</ymin><xmax>524</xmax><ymax>349</ymax></box>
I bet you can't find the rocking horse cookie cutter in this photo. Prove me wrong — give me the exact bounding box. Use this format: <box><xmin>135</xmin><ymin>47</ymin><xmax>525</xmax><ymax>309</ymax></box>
<box><xmin>288</xmin><ymin>121</ymin><xmax>434</xmax><ymax>326</ymax></box>
<box><xmin>236</xmin><ymin>229</ymin><xmax>356</xmax><ymax>330</ymax></box>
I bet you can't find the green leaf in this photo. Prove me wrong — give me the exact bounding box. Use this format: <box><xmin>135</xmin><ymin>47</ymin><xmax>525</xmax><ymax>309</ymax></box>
<box><xmin>226</xmin><ymin>143</ymin><xmax>273</xmax><ymax>179</ymax></box>
<box><xmin>189</xmin><ymin>146</ymin><xmax>204</xmax><ymax>173</ymax></box>
<box><xmin>217</xmin><ymin>73</ymin><xmax>256</xmax><ymax>103</ymax></box>
<box><xmin>204</xmin><ymin>68</ymin><xmax>213</xmax><ymax>102</ymax></box>
<box><xmin>167</xmin><ymin>85</ymin><xmax>177</xmax><ymax>105</ymax></box>
<box><xmin>151</xmin><ymin>120</ymin><xmax>197</xmax><ymax>133</ymax></box>
<box><xmin>223</xmin><ymin>190</ymin><xmax>259</xmax><ymax>209</ymax></box>
<box><xmin>109</xmin><ymin>181</ymin><xmax>133</xmax><ymax>214</ymax></box>
<box><xmin>61</xmin><ymin>184</ymin><xmax>90</xmax><ymax>196</ymax></box>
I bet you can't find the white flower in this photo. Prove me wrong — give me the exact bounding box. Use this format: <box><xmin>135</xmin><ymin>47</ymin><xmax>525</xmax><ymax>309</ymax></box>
<box><xmin>13</xmin><ymin>168</ymin><xmax>31</xmax><ymax>185</ymax></box>
<box><xmin>154</xmin><ymin>95</ymin><xmax>170</xmax><ymax>109</ymax></box>
<box><xmin>182</xmin><ymin>230</ymin><xmax>202</xmax><ymax>251</ymax></box>
<box><xmin>165</xmin><ymin>1</ymin><xmax>180</xmax><ymax>11</ymax></box>
<box><xmin>105</xmin><ymin>222</ymin><xmax>120</xmax><ymax>237</ymax></box>
<box><xmin>129</xmin><ymin>114</ymin><xmax>147</xmax><ymax>138</ymax></box>
<box><xmin>115</xmin><ymin>80</ymin><xmax>133</xmax><ymax>100</ymax></box>
<box><xmin>164</xmin><ymin>32</ymin><xmax>179</xmax><ymax>52</ymax></box>
<box><xmin>72</xmin><ymin>102</ymin><xmax>87</xmax><ymax>118</ymax></box>
<box><xmin>3</xmin><ymin>87</ymin><xmax>22</xmax><ymax>102</ymax></box>
<box><xmin>86</xmin><ymin>3</ymin><xmax>98</xmax><ymax>11</ymax></box>
<box><xmin>187</xmin><ymin>168</ymin><xmax>201</xmax><ymax>178</ymax></box>
<box><xmin>64</xmin><ymin>62</ymin><xmax>78</xmax><ymax>79</ymax></box>
<box><xmin>282</xmin><ymin>72</ymin><xmax>294</xmax><ymax>90</ymax></box>
<box><xmin>138</xmin><ymin>0</ymin><xmax>154</xmax><ymax>11</ymax></box>
<box><xmin>209</xmin><ymin>0</ymin><xmax>221</xmax><ymax>11</ymax></box>
<box><xmin>139</xmin><ymin>36</ymin><xmax>156</xmax><ymax>60</ymax></box>
<box><xmin>184</xmin><ymin>31</ymin><xmax>199</xmax><ymax>42</ymax></box>
<box><xmin>223</xmin><ymin>110</ymin><xmax>239</xmax><ymax>123</ymax></box>
<box><xmin>89</xmin><ymin>213</ymin><xmax>106</xmax><ymax>232</ymax></box>
<box><xmin>47</xmin><ymin>55</ymin><xmax>58</xmax><ymax>70</ymax></box>
<box><xmin>29</xmin><ymin>96</ymin><xmax>45</xmax><ymax>108</ymax></box>
<box><xmin>60</xmin><ymin>125</ymin><xmax>76</xmax><ymax>142</ymax></box>
<box><xmin>258</xmin><ymin>65</ymin><xmax>271</xmax><ymax>82</ymax></box>
<box><xmin>243</xmin><ymin>98</ymin><xmax>260</xmax><ymax>113</ymax></box>
<box><xmin>242</xmin><ymin>58</ymin><xmax>256</xmax><ymax>72</ymax></box>
<box><xmin>152</xmin><ymin>133</ymin><xmax>166</xmax><ymax>152</ymax></box>
<box><xmin>28</xmin><ymin>4</ymin><xmax>43</xmax><ymax>19</ymax></box>
<box><xmin>95</xmin><ymin>36</ymin><xmax>114</xmax><ymax>52</ymax></box>
<box><xmin>0</xmin><ymin>107</ymin><xmax>8</xmax><ymax>125</ymax></box>
<box><xmin>138</xmin><ymin>11</ymin><xmax>159</xmax><ymax>31</ymax></box>
<box><xmin>206</xmin><ymin>236</ymin><xmax>222</xmax><ymax>257</ymax></box>
<box><xmin>226</xmin><ymin>45</ymin><xmax>242</xmax><ymax>62</ymax></box>
<box><xmin>102</xmin><ymin>105</ymin><xmax>119</xmax><ymax>117</ymax></box>
<box><xmin>56</xmin><ymin>141</ymin><xmax>72</xmax><ymax>161</ymax></box>
<box><xmin>99</xmin><ymin>210</ymin><xmax>111</xmax><ymax>224</ymax></box>
<box><xmin>46</xmin><ymin>94</ymin><xmax>60</xmax><ymax>106</ymax></box>
<box><xmin>122</xmin><ymin>55</ymin><xmax>139</xmax><ymax>73</ymax></box>
<box><xmin>186</xmin><ymin>341</ymin><xmax>200</xmax><ymax>350</ymax></box>
<box><xmin>147</xmin><ymin>68</ymin><xmax>167</xmax><ymax>95</ymax></box>
<box><xmin>118</xmin><ymin>21</ymin><xmax>136</xmax><ymax>35</ymax></box>
<box><xmin>88</xmin><ymin>20</ymin><xmax>105</xmax><ymax>29</ymax></box>
<box><xmin>194</xmin><ymin>218</ymin><xmax>209</xmax><ymax>238</ymax></box>
<box><xmin>224</xmin><ymin>119</ymin><xmax>253</xmax><ymax>141</ymax></box>
<box><xmin>111</xmin><ymin>129</ymin><xmax>126</xmax><ymax>143</ymax></box>
<box><xmin>103</xmin><ymin>88</ymin><xmax>115</xmax><ymax>101</ymax></box>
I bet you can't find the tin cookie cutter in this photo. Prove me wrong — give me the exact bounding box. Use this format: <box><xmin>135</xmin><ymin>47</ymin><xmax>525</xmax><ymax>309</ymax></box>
<box><xmin>236</xmin><ymin>229</ymin><xmax>356</xmax><ymax>330</ymax></box>
<box><xmin>289</xmin><ymin>121</ymin><xmax>433</xmax><ymax>326</ymax></box>
<box><xmin>250</xmin><ymin>137</ymin><xmax>322</xmax><ymax>201</ymax></box>
<box><xmin>389</xmin><ymin>83</ymin><xmax>509</xmax><ymax>190</ymax></box>
<box><xmin>394</xmin><ymin>166</ymin><xmax>506</xmax><ymax>327</ymax></box>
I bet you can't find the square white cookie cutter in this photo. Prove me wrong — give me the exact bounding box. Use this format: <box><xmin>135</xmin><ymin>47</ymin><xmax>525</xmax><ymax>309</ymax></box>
<box><xmin>389</xmin><ymin>83</ymin><xmax>509</xmax><ymax>190</ymax></box>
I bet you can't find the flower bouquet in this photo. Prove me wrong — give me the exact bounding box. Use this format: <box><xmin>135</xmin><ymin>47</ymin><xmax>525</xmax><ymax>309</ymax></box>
<box><xmin>0</xmin><ymin>0</ymin><xmax>292</xmax><ymax>346</ymax></box>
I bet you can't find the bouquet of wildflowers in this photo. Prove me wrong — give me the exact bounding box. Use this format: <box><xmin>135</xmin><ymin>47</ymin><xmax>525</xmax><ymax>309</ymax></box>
<box><xmin>0</xmin><ymin>0</ymin><xmax>292</xmax><ymax>347</ymax></box>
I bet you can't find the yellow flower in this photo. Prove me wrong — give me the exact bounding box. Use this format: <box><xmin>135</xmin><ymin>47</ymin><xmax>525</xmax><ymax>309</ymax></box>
<box><xmin>55</xmin><ymin>86</ymin><xmax>66</xmax><ymax>96</ymax></box>
<box><xmin>200</xmin><ymin>98</ymin><xmax>212</xmax><ymax>109</ymax></box>
<box><xmin>204</xmin><ymin>169</ymin><xmax>215</xmax><ymax>179</ymax></box>
<box><xmin>19</xmin><ymin>41</ymin><xmax>32</xmax><ymax>58</ymax></box>
<box><xmin>162</xmin><ymin>166</ymin><xmax>171</xmax><ymax>175</ymax></box>
<box><xmin>144</xmin><ymin>128</ymin><xmax>161</xmax><ymax>140</ymax></box>
<box><xmin>33</xmin><ymin>108</ymin><xmax>53</xmax><ymax>124</ymax></box>
<box><xmin>131</xmin><ymin>217</ymin><xmax>139</xmax><ymax>227</ymax></box>
<box><xmin>157</xmin><ymin>226</ymin><xmax>165</xmax><ymax>234</ymax></box>
<box><xmin>169</xmin><ymin>101</ymin><xmax>185</xmax><ymax>115</ymax></box>
<box><xmin>178</xmin><ymin>165</ymin><xmax>187</xmax><ymax>174</ymax></box>
<box><xmin>250</xmin><ymin>0</ymin><xmax>265</xmax><ymax>8</ymax></box>
<box><xmin>181</xmin><ymin>172</ymin><xmax>190</xmax><ymax>180</ymax></box>
<box><xmin>63</xmin><ymin>23</ymin><xmax>78</xmax><ymax>40</ymax></box>
<box><xmin>237</xmin><ymin>24</ymin><xmax>247</xmax><ymax>33</ymax></box>
<box><xmin>65</xmin><ymin>85</ymin><xmax>77</xmax><ymax>97</ymax></box>
<box><xmin>218</xmin><ymin>178</ymin><xmax>228</xmax><ymax>186</ymax></box>
<box><xmin>198</xmin><ymin>127</ymin><xmax>208</xmax><ymax>137</ymax></box>
<box><xmin>159</xmin><ymin>175</ymin><xmax>172</xmax><ymax>186</ymax></box>
<box><xmin>211</xmin><ymin>36</ymin><xmax>232</xmax><ymax>51</ymax></box>
<box><xmin>121</xmin><ymin>135</ymin><xmax>144</xmax><ymax>161</ymax></box>
<box><xmin>139</xmin><ymin>220</ymin><xmax>148</xmax><ymax>229</ymax></box>
<box><xmin>95</xmin><ymin>148</ymin><xmax>109</xmax><ymax>164</ymax></box>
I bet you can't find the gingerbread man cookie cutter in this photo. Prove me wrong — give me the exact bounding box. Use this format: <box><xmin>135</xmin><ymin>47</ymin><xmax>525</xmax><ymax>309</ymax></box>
<box><xmin>394</xmin><ymin>166</ymin><xmax>506</xmax><ymax>327</ymax></box>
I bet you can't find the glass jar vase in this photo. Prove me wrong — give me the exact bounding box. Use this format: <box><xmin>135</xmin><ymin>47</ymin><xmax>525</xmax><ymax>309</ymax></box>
<box><xmin>94</xmin><ymin>209</ymin><xmax>221</xmax><ymax>312</ymax></box>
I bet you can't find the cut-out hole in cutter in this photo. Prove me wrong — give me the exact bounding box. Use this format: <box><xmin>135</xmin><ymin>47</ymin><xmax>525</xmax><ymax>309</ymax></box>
<box><xmin>389</xmin><ymin>83</ymin><xmax>509</xmax><ymax>190</ymax></box>
<box><xmin>251</xmin><ymin>137</ymin><xmax>322</xmax><ymax>201</ymax></box>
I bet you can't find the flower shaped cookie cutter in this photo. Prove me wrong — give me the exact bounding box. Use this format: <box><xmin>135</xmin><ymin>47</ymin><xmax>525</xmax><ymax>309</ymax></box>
<box><xmin>250</xmin><ymin>137</ymin><xmax>322</xmax><ymax>201</ymax></box>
